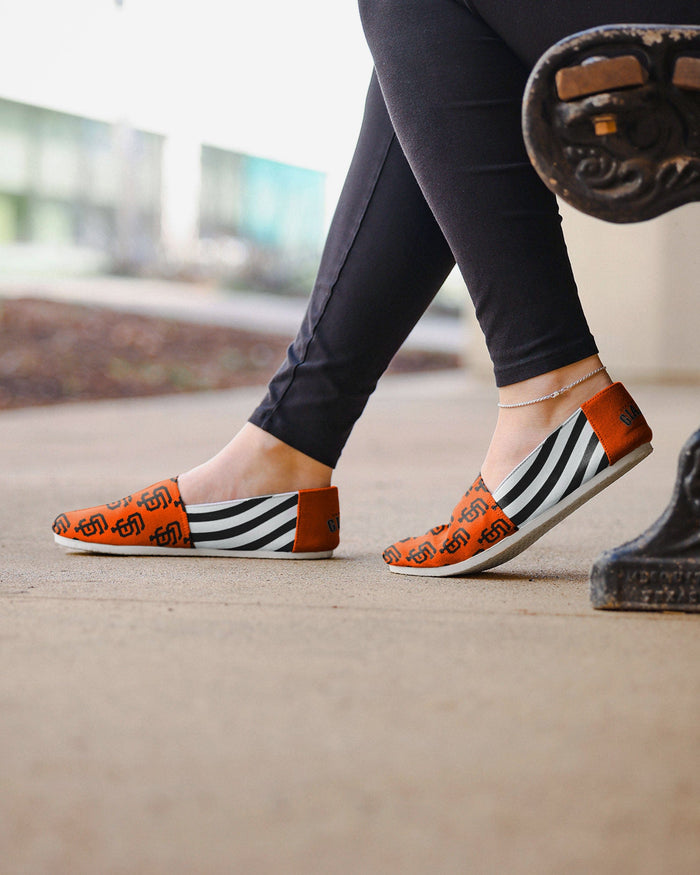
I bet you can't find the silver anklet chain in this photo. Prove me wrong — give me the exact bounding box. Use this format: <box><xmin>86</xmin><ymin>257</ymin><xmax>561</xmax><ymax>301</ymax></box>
<box><xmin>497</xmin><ymin>366</ymin><xmax>607</xmax><ymax>409</ymax></box>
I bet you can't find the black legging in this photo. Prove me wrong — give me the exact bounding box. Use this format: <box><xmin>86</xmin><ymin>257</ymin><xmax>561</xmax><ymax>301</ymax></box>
<box><xmin>250</xmin><ymin>0</ymin><xmax>699</xmax><ymax>469</ymax></box>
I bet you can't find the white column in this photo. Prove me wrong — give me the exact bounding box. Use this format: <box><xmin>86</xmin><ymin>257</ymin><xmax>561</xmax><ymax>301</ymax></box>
<box><xmin>160</xmin><ymin>133</ymin><xmax>202</xmax><ymax>264</ymax></box>
<box><xmin>561</xmin><ymin>201</ymin><xmax>700</xmax><ymax>381</ymax></box>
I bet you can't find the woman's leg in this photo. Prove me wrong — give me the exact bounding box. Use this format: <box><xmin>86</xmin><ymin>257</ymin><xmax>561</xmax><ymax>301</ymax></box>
<box><xmin>357</xmin><ymin>0</ymin><xmax>611</xmax><ymax>492</ymax></box>
<box><xmin>359</xmin><ymin>0</ymin><xmax>599</xmax><ymax>389</ymax></box>
<box><xmin>374</xmin><ymin>1</ymin><xmax>692</xmax><ymax>573</ymax></box>
<box><xmin>358</xmin><ymin>0</ymin><xmax>699</xmax><ymax>494</ymax></box>
<box><xmin>180</xmin><ymin>73</ymin><xmax>456</xmax><ymax>504</ymax></box>
<box><xmin>250</xmin><ymin>73</ymin><xmax>456</xmax><ymax>465</ymax></box>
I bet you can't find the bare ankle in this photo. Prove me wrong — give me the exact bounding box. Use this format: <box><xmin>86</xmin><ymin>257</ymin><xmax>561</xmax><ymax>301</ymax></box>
<box><xmin>178</xmin><ymin>423</ymin><xmax>332</xmax><ymax>505</ymax></box>
<box><xmin>481</xmin><ymin>357</ymin><xmax>613</xmax><ymax>492</ymax></box>
<box><xmin>496</xmin><ymin>356</ymin><xmax>611</xmax><ymax>420</ymax></box>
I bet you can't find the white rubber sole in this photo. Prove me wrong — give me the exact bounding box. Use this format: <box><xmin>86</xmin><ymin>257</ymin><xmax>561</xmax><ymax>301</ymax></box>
<box><xmin>388</xmin><ymin>442</ymin><xmax>653</xmax><ymax>578</ymax></box>
<box><xmin>53</xmin><ymin>534</ymin><xmax>333</xmax><ymax>560</ymax></box>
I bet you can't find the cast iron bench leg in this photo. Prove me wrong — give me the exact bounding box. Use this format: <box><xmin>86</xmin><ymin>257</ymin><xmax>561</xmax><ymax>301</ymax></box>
<box><xmin>590</xmin><ymin>429</ymin><xmax>700</xmax><ymax>612</ymax></box>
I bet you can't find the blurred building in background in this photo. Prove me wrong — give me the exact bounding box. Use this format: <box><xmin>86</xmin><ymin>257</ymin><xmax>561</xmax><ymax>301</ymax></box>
<box><xmin>198</xmin><ymin>144</ymin><xmax>325</xmax><ymax>291</ymax></box>
<box><xmin>0</xmin><ymin>96</ymin><xmax>326</xmax><ymax>293</ymax></box>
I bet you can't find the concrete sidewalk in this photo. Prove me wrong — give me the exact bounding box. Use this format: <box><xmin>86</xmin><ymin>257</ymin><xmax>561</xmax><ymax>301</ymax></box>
<box><xmin>1</xmin><ymin>372</ymin><xmax>699</xmax><ymax>874</ymax></box>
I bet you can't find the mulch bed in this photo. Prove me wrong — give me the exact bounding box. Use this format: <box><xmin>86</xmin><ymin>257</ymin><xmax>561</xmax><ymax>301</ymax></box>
<box><xmin>0</xmin><ymin>297</ymin><xmax>459</xmax><ymax>410</ymax></box>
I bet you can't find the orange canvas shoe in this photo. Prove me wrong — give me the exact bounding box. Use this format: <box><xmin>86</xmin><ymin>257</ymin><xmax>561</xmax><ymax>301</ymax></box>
<box><xmin>53</xmin><ymin>479</ymin><xmax>340</xmax><ymax>559</ymax></box>
<box><xmin>383</xmin><ymin>382</ymin><xmax>652</xmax><ymax>577</ymax></box>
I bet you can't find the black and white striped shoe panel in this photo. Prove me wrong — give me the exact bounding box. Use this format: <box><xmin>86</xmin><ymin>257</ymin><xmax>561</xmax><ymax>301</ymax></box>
<box><xmin>493</xmin><ymin>409</ymin><xmax>609</xmax><ymax>528</ymax></box>
<box><xmin>186</xmin><ymin>492</ymin><xmax>299</xmax><ymax>553</ymax></box>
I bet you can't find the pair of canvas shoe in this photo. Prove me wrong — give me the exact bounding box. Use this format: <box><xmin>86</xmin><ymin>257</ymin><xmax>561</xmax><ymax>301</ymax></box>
<box><xmin>53</xmin><ymin>23</ymin><xmax>697</xmax><ymax>575</ymax></box>
<box><xmin>53</xmin><ymin>381</ymin><xmax>652</xmax><ymax>577</ymax></box>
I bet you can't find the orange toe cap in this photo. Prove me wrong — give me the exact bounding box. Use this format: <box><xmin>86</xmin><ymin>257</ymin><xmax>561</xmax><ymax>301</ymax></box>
<box><xmin>383</xmin><ymin>476</ymin><xmax>517</xmax><ymax>569</ymax></box>
<box><xmin>53</xmin><ymin>478</ymin><xmax>192</xmax><ymax>549</ymax></box>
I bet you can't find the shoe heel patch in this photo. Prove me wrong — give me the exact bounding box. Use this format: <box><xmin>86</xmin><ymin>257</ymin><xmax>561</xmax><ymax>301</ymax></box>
<box><xmin>293</xmin><ymin>487</ymin><xmax>340</xmax><ymax>553</ymax></box>
<box><xmin>581</xmin><ymin>382</ymin><xmax>653</xmax><ymax>465</ymax></box>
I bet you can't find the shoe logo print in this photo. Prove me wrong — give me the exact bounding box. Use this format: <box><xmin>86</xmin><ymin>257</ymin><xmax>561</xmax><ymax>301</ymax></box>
<box><xmin>111</xmin><ymin>512</ymin><xmax>145</xmax><ymax>538</ymax></box>
<box><xmin>619</xmin><ymin>404</ymin><xmax>641</xmax><ymax>426</ymax></box>
<box><xmin>406</xmin><ymin>541</ymin><xmax>437</xmax><ymax>564</ymax></box>
<box><xmin>53</xmin><ymin>513</ymin><xmax>71</xmax><ymax>535</ymax></box>
<box><xmin>75</xmin><ymin>513</ymin><xmax>109</xmax><ymax>537</ymax></box>
<box><xmin>327</xmin><ymin>515</ymin><xmax>340</xmax><ymax>533</ymax></box>
<box><xmin>106</xmin><ymin>496</ymin><xmax>133</xmax><ymax>510</ymax></box>
<box><xmin>478</xmin><ymin>519</ymin><xmax>512</xmax><ymax>545</ymax></box>
<box><xmin>430</xmin><ymin>524</ymin><xmax>448</xmax><ymax>536</ymax></box>
<box><xmin>383</xmin><ymin>544</ymin><xmax>402</xmax><ymax>564</ymax></box>
<box><xmin>473</xmin><ymin>478</ymin><xmax>490</xmax><ymax>494</ymax></box>
<box><xmin>150</xmin><ymin>521</ymin><xmax>184</xmax><ymax>547</ymax></box>
<box><xmin>137</xmin><ymin>485</ymin><xmax>173</xmax><ymax>512</ymax></box>
<box><xmin>440</xmin><ymin>527</ymin><xmax>470</xmax><ymax>554</ymax></box>
<box><xmin>458</xmin><ymin>497</ymin><xmax>490</xmax><ymax>524</ymax></box>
